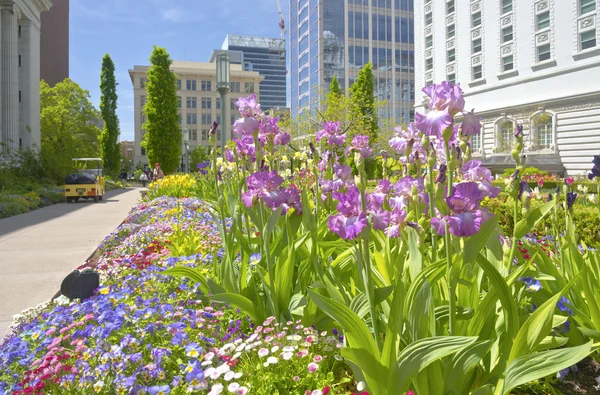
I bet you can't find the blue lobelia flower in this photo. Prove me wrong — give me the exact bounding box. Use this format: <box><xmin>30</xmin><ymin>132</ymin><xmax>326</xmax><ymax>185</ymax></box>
<box><xmin>557</xmin><ymin>296</ymin><xmax>574</xmax><ymax>316</ymax></box>
<box><xmin>522</xmin><ymin>277</ymin><xmax>542</xmax><ymax>292</ymax></box>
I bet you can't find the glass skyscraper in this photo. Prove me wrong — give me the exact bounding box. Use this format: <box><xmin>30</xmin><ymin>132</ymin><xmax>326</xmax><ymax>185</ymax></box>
<box><xmin>222</xmin><ymin>34</ymin><xmax>287</xmax><ymax>110</ymax></box>
<box><xmin>290</xmin><ymin>0</ymin><xmax>415</xmax><ymax>124</ymax></box>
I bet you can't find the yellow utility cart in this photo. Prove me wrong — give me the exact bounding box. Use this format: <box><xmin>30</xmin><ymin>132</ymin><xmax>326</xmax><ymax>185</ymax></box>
<box><xmin>64</xmin><ymin>158</ymin><xmax>105</xmax><ymax>203</ymax></box>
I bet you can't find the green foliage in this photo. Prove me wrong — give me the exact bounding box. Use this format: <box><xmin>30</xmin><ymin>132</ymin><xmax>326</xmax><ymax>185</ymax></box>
<box><xmin>502</xmin><ymin>167</ymin><xmax>548</xmax><ymax>178</ymax></box>
<box><xmin>323</xmin><ymin>76</ymin><xmax>345</xmax><ymax>123</ymax></box>
<box><xmin>99</xmin><ymin>54</ymin><xmax>121</xmax><ymax>178</ymax></box>
<box><xmin>350</xmin><ymin>62</ymin><xmax>379</xmax><ymax>141</ymax></box>
<box><xmin>40</xmin><ymin>79</ymin><xmax>101</xmax><ymax>183</ymax></box>
<box><xmin>189</xmin><ymin>145</ymin><xmax>211</xmax><ymax>171</ymax></box>
<box><xmin>142</xmin><ymin>46</ymin><xmax>181</xmax><ymax>174</ymax></box>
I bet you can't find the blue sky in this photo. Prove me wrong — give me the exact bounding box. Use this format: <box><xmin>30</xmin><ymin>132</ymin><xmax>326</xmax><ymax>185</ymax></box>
<box><xmin>70</xmin><ymin>0</ymin><xmax>289</xmax><ymax>141</ymax></box>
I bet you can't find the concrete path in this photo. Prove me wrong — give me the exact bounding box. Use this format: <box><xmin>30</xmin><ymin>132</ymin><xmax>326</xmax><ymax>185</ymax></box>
<box><xmin>0</xmin><ymin>188</ymin><xmax>143</xmax><ymax>338</ymax></box>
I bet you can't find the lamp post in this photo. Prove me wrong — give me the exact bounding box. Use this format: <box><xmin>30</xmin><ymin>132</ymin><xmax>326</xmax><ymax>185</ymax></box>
<box><xmin>216</xmin><ymin>53</ymin><xmax>230</xmax><ymax>151</ymax></box>
<box><xmin>183</xmin><ymin>128</ymin><xmax>190</xmax><ymax>173</ymax></box>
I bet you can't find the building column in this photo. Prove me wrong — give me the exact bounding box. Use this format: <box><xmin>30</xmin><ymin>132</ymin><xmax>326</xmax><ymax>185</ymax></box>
<box><xmin>18</xmin><ymin>19</ymin><xmax>41</xmax><ymax>151</ymax></box>
<box><xmin>1</xmin><ymin>2</ymin><xmax>19</xmax><ymax>156</ymax></box>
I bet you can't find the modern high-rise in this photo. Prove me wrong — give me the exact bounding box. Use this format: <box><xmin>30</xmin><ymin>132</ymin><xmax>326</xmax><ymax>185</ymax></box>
<box><xmin>221</xmin><ymin>34</ymin><xmax>286</xmax><ymax>110</ymax></box>
<box><xmin>289</xmin><ymin>0</ymin><xmax>415</xmax><ymax>124</ymax></box>
<box><xmin>40</xmin><ymin>0</ymin><xmax>68</xmax><ymax>86</ymax></box>
<box><xmin>414</xmin><ymin>0</ymin><xmax>600</xmax><ymax>176</ymax></box>
<box><xmin>129</xmin><ymin>61</ymin><xmax>262</xmax><ymax>166</ymax></box>
<box><xmin>0</xmin><ymin>0</ymin><xmax>52</xmax><ymax>159</ymax></box>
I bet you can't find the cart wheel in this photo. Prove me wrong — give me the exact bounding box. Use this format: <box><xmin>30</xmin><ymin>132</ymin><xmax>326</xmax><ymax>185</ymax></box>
<box><xmin>99</xmin><ymin>195</ymin><xmax>103</xmax><ymax>201</ymax></box>
<box><xmin>93</xmin><ymin>196</ymin><xmax>99</xmax><ymax>203</ymax></box>
<box><xmin>66</xmin><ymin>197</ymin><xmax>72</xmax><ymax>203</ymax></box>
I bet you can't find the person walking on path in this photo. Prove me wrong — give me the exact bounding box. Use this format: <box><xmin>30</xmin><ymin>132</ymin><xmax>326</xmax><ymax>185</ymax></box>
<box><xmin>139</xmin><ymin>172</ymin><xmax>148</xmax><ymax>187</ymax></box>
<box><xmin>153</xmin><ymin>163</ymin><xmax>164</xmax><ymax>180</ymax></box>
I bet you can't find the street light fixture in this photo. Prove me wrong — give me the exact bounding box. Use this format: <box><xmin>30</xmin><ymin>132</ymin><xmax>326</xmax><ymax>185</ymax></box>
<box><xmin>216</xmin><ymin>53</ymin><xmax>230</xmax><ymax>151</ymax></box>
<box><xmin>182</xmin><ymin>128</ymin><xmax>190</xmax><ymax>173</ymax></box>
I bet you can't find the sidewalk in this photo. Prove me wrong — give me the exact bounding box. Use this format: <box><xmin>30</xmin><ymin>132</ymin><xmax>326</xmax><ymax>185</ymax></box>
<box><xmin>0</xmin><ymin>188</ymin><xmax>143</xmax><ymax>338</ymax></box>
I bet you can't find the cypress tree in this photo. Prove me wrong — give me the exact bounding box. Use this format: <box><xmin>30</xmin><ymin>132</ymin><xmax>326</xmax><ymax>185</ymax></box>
<box><xmin>350</xmin><ymin>62</ymin><xmax>379</xmax><ymax>141</ymax></box>
<box><xmin>142</xmin><ymin>46</ymin><xmax>181</xmax><ymax>174</ymax></box>
<box><xmin>99</xmin><ymin>54</ymin><xmax>121</xmax><ymax>177</ymax></box>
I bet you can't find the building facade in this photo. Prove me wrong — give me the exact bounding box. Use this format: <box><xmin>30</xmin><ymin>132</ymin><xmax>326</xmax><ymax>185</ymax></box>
<box><xmin>0</xmin><ymin>0</ymin><xmax>52</xmax><ymax>159</ymax></box>
<box><xmin>121</xmin><ymin>140</ymin><xmax>133</xmax><ymax>159</ymax></box>
<box><xmin>129</xmin><ymin>61</ymin><xmax>262</xmax><ymax>166</ymax></box>
<box><xmin>289</xmin><ymin>0</ymin><xmax>415</xmax><ymax>125</ymax></box>
<box><xmin>40</xmin><ymin>0</ymin><xmax>68</xmax><ymax>86</ymax></box>
<box><xmin>220</xmin><ymin>34</ymin><xmax>286</xmax><ymax>110</ymax></box>
<box><xmin>414</xmin><ymin>0</ymin><xmax>600</xmax><ymax>176</ymax></box>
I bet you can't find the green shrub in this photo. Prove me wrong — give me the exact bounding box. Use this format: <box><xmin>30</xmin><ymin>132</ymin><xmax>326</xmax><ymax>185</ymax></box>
<box><xmin>0</xmin><ymin>198</ymin><xmax>29</xmax><ymax>218</ymax></box>
<box><xmin>484</xmin><ymin>198</ymin><xmax>600</xmax><ymax>248</ymax></box>
<box><xmin>501</xmin><ymin>166</ymin><xmax>548</xmax><ymax>178</ymax></box>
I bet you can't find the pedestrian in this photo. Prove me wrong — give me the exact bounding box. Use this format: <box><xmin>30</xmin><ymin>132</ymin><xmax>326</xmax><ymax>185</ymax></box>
<box><xmin>120</xmin><ymin>168</ymin><xmax>128</xmax><ymax>188</ymax></box>
<box><xmin>140</xmin><ymin>172</ymin><xmax>148</xmax><ymax>187</ymax></box>
<box><xmin>153</xmin><ymin>163</ymin><xmax>164</xmax><ymax>180</ymax></box>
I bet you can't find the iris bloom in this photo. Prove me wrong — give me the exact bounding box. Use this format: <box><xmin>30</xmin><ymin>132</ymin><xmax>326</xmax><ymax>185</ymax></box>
<box><xmin>242</xmin><ymin>171</ymin><xmax>286</xmax><ymax>208</ymax></box>
<box><xmin>327</xmin><ymin>186</ymin><xmax>368</xmax><ymax>240</ymax></box>
<box><xmin>460</xmin><ymin>110</ymin><xmax>482</xmax><ymax>136</ymax></box>
<box><xmin>349</xmin><ymin>135</ymin><xmax>373</xmax><ymax>158</ymax></box>
<box><xmin>588</xmin><ymin>155</ymin><xmax>600</xmax><ymax>180</ymax></box>
<box><xmin>414</xmin><ymin>109</ymin><xmax>453</xmax><ymax>138</ymax></box>
<box><xmin>235</xmin><ymin>94</ymin><xmax>262</xmax><ymax>118</ymax></box>
<box><xmin>316</xmin><ymin>121</ymin><xmax>346</xmax><ymax>145</ymax></box>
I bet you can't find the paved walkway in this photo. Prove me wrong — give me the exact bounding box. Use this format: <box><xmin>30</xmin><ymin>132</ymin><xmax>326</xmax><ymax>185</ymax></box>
<box><xmin>0</xmin><ymin>188</ymin><xmax>143</xmax><ymax>338</ymax></box>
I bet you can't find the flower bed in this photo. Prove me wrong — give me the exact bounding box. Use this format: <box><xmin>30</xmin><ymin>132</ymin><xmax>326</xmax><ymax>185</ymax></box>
<box><xmin>0</xmin><ymin>197</ymin><xmax>360</xmax><ymax>395</ymax></box>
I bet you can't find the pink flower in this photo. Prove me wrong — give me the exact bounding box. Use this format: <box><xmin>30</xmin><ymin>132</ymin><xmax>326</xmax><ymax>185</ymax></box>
<box><xmin>293</xmin><ymin>376</ymin><xmax>300</xmax><ymax>382</ymax></box>
<box><xmin>313</xmin><ymin>355</ymin><xmax>323</xmax><ymax>362</ymax></box>
<box><xmin>307</xmin><ymin>362</ymin><xmax>319</xmax><ymax>373</ymax></box>
<box><xmin>538</xmin><ymin>178</ymin><xmax>544</xmax><ymax>188</ymax></box>
<box><xmin>566</xmin><ymin>177</ymin><xmax>575</xmax><ymax>185</ymax></box>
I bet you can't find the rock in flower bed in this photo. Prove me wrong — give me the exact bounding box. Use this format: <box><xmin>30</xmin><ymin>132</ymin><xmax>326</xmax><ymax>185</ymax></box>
<box><xmin>0</xmin><ymin>197</ymin><xmax>360</xmax><ymax>395</ymax></box>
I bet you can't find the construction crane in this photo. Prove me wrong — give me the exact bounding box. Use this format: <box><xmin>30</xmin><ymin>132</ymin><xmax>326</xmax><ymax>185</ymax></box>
<box><xmin>276</xmin><ymin>0</ymin><xmax>286</xmax><ymax>40</ymax></box>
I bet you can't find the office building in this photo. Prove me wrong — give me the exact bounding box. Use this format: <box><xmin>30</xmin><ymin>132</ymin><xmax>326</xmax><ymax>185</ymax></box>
<box><xmin>220</xmin><ymin>34</ymin><xmax>287</xmax><ymax>110</ymax></box>
<box><xmin>289</xmin><ymin>0</ymin><xmax>416</xmax><ymax>125</ymax></box>
<box><xmin>414</xmin><ymin>0</ymin><xmax>600</xmax><ymax>175</ymax></box>
<box><xmin>0</xmin><ymin>0</ymin><xmax>52</xmax><ymax>159</ymax></box>
<box><xmin>40</xmin><ymin>0</ymin><xmax>68</xmax><ymax>86</ymax></box>
<box><xmin>129</xmin><ymin>61</ymin><xmax>262</xmax><ymax>166</ymax></box>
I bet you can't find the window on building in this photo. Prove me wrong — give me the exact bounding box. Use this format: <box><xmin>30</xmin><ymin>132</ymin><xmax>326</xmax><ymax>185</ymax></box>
<box><xmin>141</xmin><ymin>147</ymin><xmax>146</xmax><ymax>156</ymax></box>
<box><xmin>502</xmin><ymin>0</ymin><xmax>512</xmax><ymax>14</ymax></box>
<box><xmin>426</xmin><ymin>35</ymin><xmax>433</xmax><ymax>48</ymax></box>
<box><xmin>186</xmin><ymin>97</ymin><xmax>197</xmax><ymax>109</ymax></box>
<box><xmin>502</xmin><ymin>26</ymin><xmax>513</xmax><ymax>42</ymax></box>
<box><xmin>191</xmin><ymin>130</ymin><xmax>197</xmax><ymax>141</ymax></box>
<box><xmin>244</xmin><ymin>82</ymin><xmax>254</xmax><ymax>93</ymax></box>
<box><xmin>425</xmin><ymin>12</ymin><xmax>432</xmax><ymax>26</ymax></box>
<box><xmin>471</xmin><ymin>133</ymin><xmax>482</xmax><ymax>152</ymax></box>
<box><xmin>447</xmin><ymin>24</ymin><xmax>455</xmax><ymax>38</ymax></box>
<box><xmin>472</xmin><ymin>65</ymin><xmax>483</xmax><ymax>80</ymax></box>
<box><xmin>177</xmin><ymin>79</ymin><xmax>182</xmax><ymax>90</ymax></box>
<box><xmin>426</xmin><ymin>58</ymin><xmax>433</xmax><ymax>71</ymax></box>
<box><xmin>201</xmin><ymin>98</ymin><xmax>211</xmax><ymax>109</ymax></box>
<box><xmin>498</xmin><ymin>120</ymin><xmax>514</xmax><ymax>152</ymax></box>
<box><xmin>18</xmin><ymin>55</ymin><xmax>21</xmax><ymax>67</ymax></box>
<box><xmin>537</xmin><ymin>44</ymin><xmax>551</xmax><ymax>62</ymax></box>
<box><xmin>202</xmin><ymin>114</ymin><xmax>211</xmax><ymax>124</ymax></box>
<box><xmin>201</xmin><ymin>80</ymin><xmax>211</xmax><ymax>91</ymax></box>
<box><xmin>140</xmin><ymin>78</ymin><xmax>146</xmax><ymax>89</ymax></box>
<box><xmin>447</xmin><ymin>73</ymin><xmax>456</xmax><ymax>84</ymax></box>
<box><xmin>177</xmin><ymin>96</ymin><xmax>181</xmax><ymax>108</ymax></box>
<box><xmin>580</xmin><ymin>0</ymin><xmax>596</xmax><ymax>15</ymax></box>
<box><xmin>186</xmin><ymin>80</ymin><xmax>197</xmax><ymax>90</ymax></box>
<box><xmin>201</xmin><ymin>129</ymin><xmax>207</xmax><ymax>141</ymax></box>
<box><xmin>19</xmin><ymin>90</ymin><xmax>21</xmax><ymax>102</ymax></box>
<box><xmin>532</xmin><ymin>114</ymin><xmax>553</xmax><ymax>150</ymax></box>
<box><xmin>446</xmin><ymin>0</ymin><xmax>455</xmax><ymax>14</ymax></box>
<box><xmin>231</xmin><ymin>99</ymin><xmax>236</xmax><ymax>110</ymax></box>
<box><xmin>502</xmin><ymin>55</ymin><xmax>514</xmax><ymax>71</ymax></box>
<box><xmin>216</xmin><ymin>98</ymin><xmax>221</xmax><ymax>109</ymax></box>
<box><xmin>216</xmin><ymin>114</ymin><xmax>221</xmax><ymax>124</ymax></box>
<box><xmin>178</xmin><ymin>113</ymin><xmax>182</xmax><ymax>124</ymax></box>
<box><xmin>472</xmin><ymin>11</ymin><xmax>481</xmax><ymax>27</ymax></box>
<box><xmin>447</xmin><ymin>48</ymin><xmax>456</xmax><ymax>62</ymax></box>
<box><xmin>141</xmin><ymin>96</ymin><xmax>147</xmax><ymax>107</ymax></box>
<box><xmin>581</xmin><ymin>30</ymin><xmax>597</xmax><ymax>50</ymax></box>
<box><xmin>231</xmin><ymin>82</ymin><xmax>241</xmax><ymax>93</ymax></box>
<box><xmin>187</xmin><ymin>113</ymin><xmax>197</xmax><ymax>125</ymax></box>
<box><xmin>217</xmin><ymin>130</ymin><xmax>222</xmax><ymax>141</ymax></box>
<box><xmin>473</xmin><ymin>38</ymin><xmax>482</xmax><ymax>53</ymax></box>
<box><xmin>537</xmin><ymin>11</ymin><xmax>550</xmax><ymax>31</ymax></box>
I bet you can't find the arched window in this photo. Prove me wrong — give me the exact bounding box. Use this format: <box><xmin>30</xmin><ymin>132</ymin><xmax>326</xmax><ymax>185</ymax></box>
<box><xmin>531</xmin><ymin>112</ymin><xmax>554</xmax><ymax>151</ymax></box>
<box><xmin>495</xmin><ymin>117</ymin><xmax>515</xmax><ymax>153</ymax></box>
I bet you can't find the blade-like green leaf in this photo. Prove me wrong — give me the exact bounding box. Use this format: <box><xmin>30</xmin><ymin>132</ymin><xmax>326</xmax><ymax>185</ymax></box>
<box><xmin>392</xmin><ymin>336</ymin><xmax>478</xmax><ymax>394</ymax></box>
<box><xmin>464</xmin><ymin>215</ymin><xmax>498</xmax><ymax>266</ymax></box>
<box><xmin>503</xmin><ymin>342</ymin><xmax>593</xmax><ymax>394</ymax></box>
<box><xmin>534</xmin><ymin>336</ymin><xmax>569</xmax><ymax>352</ymax></box>
<box><xmin>308</xmin><ymin>290</ymin><xmax>380</xmax><ymax>359</ymax></box>
<box><xmin>210</xmin><ymin>293</ymin><xmax>265</xmax><ymax>323</ymax></box>
<box><xmin>381</xmin><ymin>279</ymin><xmax>405</xmax><ymax>371</ymax></box>
<box><xmin>443</xmin><ymin>340</ymin><xmax>493</xmax><ymax>395</ymax></box>
<box><xmin>513</xmin><ymin>200</ymin><xmax>555</xmax><ymax>240</ymax></box>
<box><xmin>407</xmin><ymin>227</ymin><xmax>422</xmax><ymax>280</ymax></box>
<box><xmin>264</xmin><ymin>205</ymin><xmax>284</xmax><ymax>238</ymax></box>
<box><xmin>274</xmin><ymin>244</ymin><xmax>295</xmax><ymax>317</ymax></box>
<box><xmin>161</xmin><ymin>267</ymin><xmax>209</xmax><ymax>294</ymax></box>
<box><xmin>342</xmin><ymin>347</ymin><xmax>388</xmax><ymax>395</ymax></box>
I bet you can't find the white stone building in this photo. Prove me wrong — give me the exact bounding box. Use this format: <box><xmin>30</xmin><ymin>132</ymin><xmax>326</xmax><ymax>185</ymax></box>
<box><xmin>0</xmin><ymin>0</ymin><xmax>52</xmax><ymax>159</ymax></box>
<box><xmin>129</xmin><ymin>61</ymin><xmax>262</xmax><ymax>166</ymax></box>
<box><xmin>414</xmin><ymin>0</ymin><xmax>600</xmax><ymax>175</ymax></box>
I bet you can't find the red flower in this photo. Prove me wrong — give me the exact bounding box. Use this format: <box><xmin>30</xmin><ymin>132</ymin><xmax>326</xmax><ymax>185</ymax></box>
<box><xmin>323</xmin><ymin>386</ymin><xmax>331</xmax><ymax>395</ymax></box>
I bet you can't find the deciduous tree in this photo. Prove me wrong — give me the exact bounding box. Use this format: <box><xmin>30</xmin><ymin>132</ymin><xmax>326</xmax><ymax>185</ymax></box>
<box><xmin>142</xmin><ymin>46</ymin><xmax>181</xmax><ymax>174</ymax></box>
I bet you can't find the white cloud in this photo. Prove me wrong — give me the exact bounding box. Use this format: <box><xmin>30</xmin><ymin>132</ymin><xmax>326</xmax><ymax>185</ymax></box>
<box><xmin>162</xmin><ymin>8</ymin><xmax>185</xmax><ymax>22</ymax></box>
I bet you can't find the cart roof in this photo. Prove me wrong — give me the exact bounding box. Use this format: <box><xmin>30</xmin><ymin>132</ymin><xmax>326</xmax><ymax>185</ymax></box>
<box><xmin>72</xmin><ymin>158</ymin><xmax>103</xmax><ymax>161</ymax></box>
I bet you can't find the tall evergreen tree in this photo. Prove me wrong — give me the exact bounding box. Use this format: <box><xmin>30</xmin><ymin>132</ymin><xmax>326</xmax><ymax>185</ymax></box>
<box><xmin>350</xmin><ymin>62</ymin><xmax>379</xmax><ymax>141</ymax></box>
<box><xmin>324</xmin><ymin>75</ymin><xmax>344</xmax><ymax>122</ymax></box>
<box><xmin>329</xmin><ymin>75</ymin><xmax>341</xmax><ymax>96</ymax></box>
<box><xmin>142</xmin><ymin>46</ymin><xmax>181</xmax><ymax>174</ymax></box>
<box><xmin>99</xmin><ymin>54</ymin><xmax>121</xmax><ymax>177</ymax></box>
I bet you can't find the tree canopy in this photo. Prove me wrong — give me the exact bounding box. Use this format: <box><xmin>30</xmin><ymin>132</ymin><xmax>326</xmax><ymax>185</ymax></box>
<box><xmin>142</xmin><ymin>46</ymin><xmax>181</xmax><ymax>174</ymax></box>
<box><xmin>99</xmin><ymin>53</ymin><xmax>121</xmax><ymax>177</ymax></box>
<box><xmin>350</xmin><ymin>62</ymin><xmax>379</xmax><ymax>141</ymax></box>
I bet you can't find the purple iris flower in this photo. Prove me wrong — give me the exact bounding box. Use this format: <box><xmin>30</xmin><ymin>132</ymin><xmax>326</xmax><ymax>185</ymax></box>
<box><xmin>414</xmin><ymin>109</ymin><xmax>453</xmax><ymax>138</ymax></box>
<box><xmin>460</xmin><ymin>110</ymin><xmax>482</xmax><ymax>136</ymax></box>
<box><xmin>349</xmin><ymin>134</ymin><xmax>373</xmax><ymax>158</ymax></box>
<box><xmin>281</xmin><ymin>185</ymin><xmax>303</xmax><ymax>214</ymax></box>
<box><xmin>316</xmin><ymin>121</ymin><xmax>346</xmax><ymax>145</ymax></box>
<box><xmin>431</xmin><ymin>182</ymin><xmax>492</xmax><ymax>237</ymax></box>
<box><xmin>588</xmin><ymin>155</ymin><xmax>600</xmax><ymax>180</ymax></box>
<box><xmin>273</xmin><ymin>131</ymin><xmax>290</xmax><ymax>146</ymax></box>
<box><xmin>334</xmin><ymin>164</ymin><xmax>353</xmax><ymax>182</ymax></box>
<box><xmin>328</xmin><ymin>211</ymin><xmax>368</xmax><ymax>240</ymax></box>
<box><xmin>224</xmin><ymin>148</ymin><xmax>235</xmax><ymax>162</ymax></box>
<box><xmin>435</xmin><ymin>164</ymin><xmax>447</xmax><ymax>184</ymax></box>
<box><xmin>234</xmin><ymin>136</ymin><xmax>256</xmax><ymax>161</ymax></box>
<box><xmin>241</xmin><ymin>171</ymin><xmax>286</xmax><ymax>208</ymax></box>
<box><xmin>236</xmin><ymin>94</ymin><xmax>262</xmax><ymax>118</ymax></box>
<box><xmin>376</xmin><ymin>179</ymin><xmax>392</xmax><ymax>193</ymax></box>
<box><xmin>370</xmin><ymin>208</ymin><xmax>390</xmax><ymax>231</ymax></box>
<box><xmin>566</xmin><ymin>192</ymin><xmax>578</xmax><ymax>210</ymax></box>
<box><xmin>234</xmin><ymin>117</ymin><xmax>260</xmax><ymax>136</ymax></box>
<box><xmin>385</xmin><ymin>209</ymin><xmax>407</xmax><ymax>237</ymax></box>
<box><xmin>461</xmin><ymin>160</ymin><xmax>492</xmax><ymax>182</ymax></box>
<box><xmin>426</xmin><ymin>81</ymin><xmax>465</xmax><ymax>115</ymax></box>
<box><xmin>394</xmin><ymin>176</ymin><xmax>425</xmax><ymax>198</ymax></box>
<box><xmin>389</xmin><ymin>123</ymin><xmax>420</xmax><ymax>153</ymax></box>
<box><xmin>209</xmin><ymin>121</ymin><xmax>218</xmax><ymax>135</ymax></box>
<box><xmin>514</xmin><ymin>124</ymin><xmax>523</xmax><ymax>138</ymax></box>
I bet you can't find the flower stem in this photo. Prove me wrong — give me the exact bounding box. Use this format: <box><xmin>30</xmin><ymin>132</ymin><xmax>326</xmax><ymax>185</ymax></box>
<box><xmin>443</xmin><ymin>141</ymin><xmax>456</xmax><ymax>336</ymax></box>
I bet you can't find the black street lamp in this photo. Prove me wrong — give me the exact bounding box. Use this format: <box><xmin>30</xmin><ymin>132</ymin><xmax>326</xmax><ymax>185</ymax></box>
<box><xmin>216</xmin><ymin>53</ymin><xmax>231</xmax><ymax>151</ymax></box>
